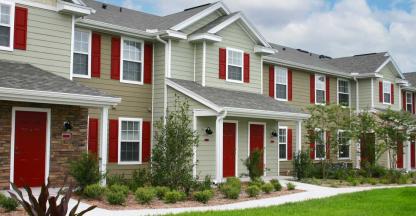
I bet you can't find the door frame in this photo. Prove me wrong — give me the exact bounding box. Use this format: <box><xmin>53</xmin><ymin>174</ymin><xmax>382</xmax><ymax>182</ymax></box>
<box><xmin>223</xmin><ymin>120</ymin><xmax>238</xmax><ymax>177</ymax></box>
<box><xmin>247</xmin><ymin>122</ymin><xmax>267</xmax><ymax>176</ymax></box>
<box><xmin>10</xmin><ymin>107</ymin><xmax>51</xmax><ymax>187</ymax></box>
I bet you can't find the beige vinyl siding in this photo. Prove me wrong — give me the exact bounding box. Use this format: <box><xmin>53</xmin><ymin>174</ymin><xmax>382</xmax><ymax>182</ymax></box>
<box><xmin>374</xmin><ymin>63</ymin><xmax>401</xmax><ymax>111</ymax></box>
<box><xmin>195</xmin><ymin>43</ymin><xmax>203</xmax><ymax>85</ymax></box>
<box><xmin>75</xmin><ymin>32</ymin><xmax>153</xmax><ymax>175</ymax></box>
<box><xmin>358</xmin><ymin>78</ymin><xmax>373</xmax><ymax>110</ymax></box>
<box><xmin>30</xmin><ymin>0</ymin><xmax>57</xmax><ymax>6</ymax></box>
<box><xmin>205</xmin><ymin>21</ymin><xmax>262</xmax><ymax>93</ymax></box>
<box><xmin>170</xmin><ymin>39</ymin><xmax>194</xmax><ymax>81</ymax></box>
<box><xmin>152</xmin><ymin>42</ymin><xmax>166</xmax><ymax>124</ymax></box>
<box><xmin>0</xmin><ymin>5</ymin><xmax>72</xmax><ymax>78</ymax></box>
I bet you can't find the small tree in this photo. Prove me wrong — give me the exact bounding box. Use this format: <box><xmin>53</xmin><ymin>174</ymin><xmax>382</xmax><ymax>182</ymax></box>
<box><xmin>376</xmin><ymin>109</ymin><xmax>416</xmax><ymax>168</ymax></box>
<box><xmin>151</xmin><ymin>96</ymin><xmax>199</xmax><ymax>191</ymax></box>
<box><xmin>243</xmin><ymin>149</ymin><xmax>263</xmax><ymax>181</ymax></box>
<box><xmin>304</xmin><ymin>104</ymin><xmax>353</xmax><ymax>179</ymax></box>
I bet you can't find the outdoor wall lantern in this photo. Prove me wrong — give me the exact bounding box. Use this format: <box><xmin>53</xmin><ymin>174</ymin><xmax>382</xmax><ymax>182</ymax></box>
<box><xmin>205</xmin><ymin>127</ymin><xmax>213</xmax><ymax>135</ymax></box>
<box><xmin>63</xmin><ymin>121</ymin><xmax>73</xmax><ymax>131</ymax></box>
<box><xmin>271</xmin><ymin>130</ymin><xmax>278</xmax><ymax>137</ymax></box>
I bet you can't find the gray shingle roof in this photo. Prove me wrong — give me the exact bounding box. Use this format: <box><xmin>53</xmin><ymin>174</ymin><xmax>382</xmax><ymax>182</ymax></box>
<box><xmin>0</xmin><ymin>60</ymin><xmax>115</xmax><ymax>98</ymax></box>
<box><xmin>325</xmin><ymin>52</ymin><xmax>389</xmax><ymax>74</ymax></box>
<box><xmin>169</xmin><ymin>78</ymin><xmax>306</xmax><ymax>114</ymax></box>
<box><xmin>191</xmin><ymin>12</ymin><xmax>239</xmax><ymax>35</ymax></box>
<box><xmin>404</xmin><ymin>72</ymin><xmax>416</xmax><ymax>86</ymax></box>
<box><xmin>82</xmin><ymin>0</ymin><xmax>213</xmax><ymax>31</ymax></box>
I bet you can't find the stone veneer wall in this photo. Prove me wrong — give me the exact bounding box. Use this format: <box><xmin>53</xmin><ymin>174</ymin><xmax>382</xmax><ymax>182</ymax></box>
<box><xmin>0</xmin><ymin>101</ymin><xmax>88</xmax><ymax>188</ymax></box>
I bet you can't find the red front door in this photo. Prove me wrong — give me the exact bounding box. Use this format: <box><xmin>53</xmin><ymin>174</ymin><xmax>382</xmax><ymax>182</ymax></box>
<box><xmin>14</xmin><ymin>111</ymin><xmax>47</xmax><ymax>187</ymax></box>
<box><xmin>249</xmin><ymin>124</ymin><xmax>264</xmax><ymax>175</ymax></box>
<box><xmin>223</xmin><ymin>122</ymin><xmax>236</xmax><ymax>177</ymax></box>
<box><xmin>411</xmin><ymin>142</ymin><xmax>415</xmax><ymax>169</ymax></box>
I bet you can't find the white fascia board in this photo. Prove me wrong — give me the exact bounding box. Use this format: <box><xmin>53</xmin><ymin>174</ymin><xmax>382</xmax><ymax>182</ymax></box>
<box><xmin>225</xmin><ymin>107</ymin><xmax>310</xmax><ymax>121</ymax></box>
<box><xmin>165</xmin><ymin>79</ymin><xmax>222</xmax><ymax>112</ymax></box>
<box><xmin>171</xmin><ymin>2</ymin><xmax>231</xmax><ymax>31</ymax></box>
<box><xmin>264</xmin><ymin>57</ymin><xmax>351</xmax><ymax>78</ymax></box>
<box><xmin>351</xmin><ymin>72</ymin><xmax>383</xmax><ymax>78</ymax></box>
<box><xmin>188</xmin><ymin>33</ymin><xmax>222</xmax><ymax>42</ymax></box>
<box><xmin>76</xmin><ymin>19</ymin><xmax>155</xmax><ymax>39</ymax></box>
<box><xmin>207</xmin><ymin>12</ymin><xmax>241</xmax><ymax>34</ymax></box>
<box><xmin>161</xmin><ymin>30</ymin><xmax>188</xmax><ymax>40</ymax></box>
<box><xmin>254</xmin><ymin>45</ymin><xmax>276</xmax><ymax>55</ymax></box>
<box><xmin>0</xmin><ymin>87</ymin><xmax>121</xmax><ymax>107</ymax></box>
<box><xmin>57</xmin><ymin>0</ymin><xmax>92</xmax><ymax>16</ymax></box>
<box><xmin>396</xmin><ymin>78</ymin><xmax>408</xmax><ymax>85</ymax></box>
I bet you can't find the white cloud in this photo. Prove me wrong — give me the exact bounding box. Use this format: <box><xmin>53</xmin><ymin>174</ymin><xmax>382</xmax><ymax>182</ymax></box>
<box><xmin>134</xmin><ymin>0</ymin><xmax>416</xmax><ymax>72</ymax></box>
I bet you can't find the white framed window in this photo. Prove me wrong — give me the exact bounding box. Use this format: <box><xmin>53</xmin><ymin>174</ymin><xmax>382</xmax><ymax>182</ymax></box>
<box><xmin>315</xmin><ymin>74</ymin><xmax>326</xmax><ymax>105</ymax></box>
<box><xmin>226</xmin><ymin>48</ymin><xmax>244</xmax><ymax>83</ymax></box>
<box><xmin>118</xmin><ymin>117</ymin><xmax>142</xmax><ymax>164</ymax></box>
<box><xmin>0</xmin><ymin>1</ymin><xmax>15</xmax><ymax>51</ymax></box>
<box><xmin>121</xmin><ymin>37</ymin><xmax>144</xmax><ymax>85</ymax></box>
<box><xmin>72</xmin><ymin>28</ymin><xmax>91</xmax><ymax>78</ymax></box>
<box><xmin>383</xmin><ymin>81</ymin><xmax>391</xmax><ymax>104</ymax></box>
<box><xmin>315</xmin><ymin>129</ymin><xmax>326</xmax><ymax>160</ymax></box>
<box><xmin>275</xmin><ymin>66</ymin><xmax>288</xmax><ymax>101</ymax></box>
<box><xmin>337</xmin><ymin>79</ymin><xmax>350</xmax><ymax>107</ymax></box>
<box><xmin>278</xmin><ymin>127</ymin><xmax>287</xmax><ymax>160</ymax></box>
<box><xmin>406</xmin><ymin>92</ymin><xmax>412</xmax><ymax>113</ymax></box>
<box><xmin>338</xmin><ymin>130</ymin><xmax>350</xmax><ymax>160</ymax></box>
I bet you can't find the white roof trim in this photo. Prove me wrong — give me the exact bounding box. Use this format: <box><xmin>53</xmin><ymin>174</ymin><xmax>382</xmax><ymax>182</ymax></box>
<box><xmin>57</xmin><ymin>0</ymin><xmax>92</xmax><ymax>16</ymax></box>
<box><xmin>170</xmin><ymin>2</ymin><xmax>231</xmax><ymax>31</ymax></box>
<box><xmin>206</xmin><ymin>12</ymin><xmax>271</xmax><ymax>48</ymax></box>
<box><xmin>0</xmin><ymin>87</ymin><xmax>121</xmax><ymax>107</ymax></box>
<box><xmin>375</xmin><ymin>54</ymin><xmax>405</xmax><ymax>79</ymax></box>
<box><xmin>76</xmin><ymin>19</ymin><xmax>155</xmax><ymax>39</ymax></box>
<box><xmin>254</xmin><ymin>45</ymin><xmax>276</xmax><ymax>55</ymax></box>
<box><xmin>188</xmin><ymin>33</ymin><xmax>222</xmax><ymax>42</ymax></box>
<box><xmin>351</xmin><ymin>72</ymin><xmax>383</xmax><ymax>78</ymax></box>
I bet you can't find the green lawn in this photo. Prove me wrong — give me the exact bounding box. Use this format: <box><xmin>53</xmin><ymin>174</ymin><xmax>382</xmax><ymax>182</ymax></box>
<box><xmin>175</xmin><ymin>187</ymin><xmax>416</xmax><ymax>216</ymax></box>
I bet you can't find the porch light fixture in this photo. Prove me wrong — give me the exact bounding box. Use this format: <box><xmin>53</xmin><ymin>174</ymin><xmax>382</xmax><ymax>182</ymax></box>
<box><xmin>63</xmin><ymin>121</ymin><xmax>73</xmax><ymax>131</ymax></box>
<box><xmin>205</xmin><ymin>127</ymin><xmax>213</xmax><ymax>135</ymax></box>
<box><xmin>271</xmin><ymin>130</ymin><xmax>278</xmax><ymax>137</ymax></box>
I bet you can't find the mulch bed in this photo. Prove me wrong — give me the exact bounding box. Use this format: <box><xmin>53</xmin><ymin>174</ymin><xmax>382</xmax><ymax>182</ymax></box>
<box><xmin>77</xmin><ymin>188</ymin><xmax>303</xmax><ymax>210</ymax></box>
<box><xmin>0</xmin><ymin>208</ymin><xmax>26</xmax><ymax>216</ymax></box>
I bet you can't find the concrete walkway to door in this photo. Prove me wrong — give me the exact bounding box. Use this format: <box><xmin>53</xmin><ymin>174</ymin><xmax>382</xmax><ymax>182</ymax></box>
<box><xmin>60</xmin><ymin>178</ymin><xmax>416</xmax><ymax>216</ymax></box>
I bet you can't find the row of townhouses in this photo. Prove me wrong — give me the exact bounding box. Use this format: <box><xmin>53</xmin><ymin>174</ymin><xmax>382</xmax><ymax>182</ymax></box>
<box><xmin>0</xmin><ymin>0</ymin><xmax>415</xmax><ymax>188</ymax></box>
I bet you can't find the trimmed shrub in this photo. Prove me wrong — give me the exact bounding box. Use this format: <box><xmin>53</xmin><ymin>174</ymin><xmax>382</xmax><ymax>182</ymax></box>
<box><xmin>107</xmin><ymin>174</ymin><xmax>129</xmax><ymax>187</ymax></box>
<box><xmin>248</xmin><ymin>178</ymin><xmax>264</xmax><ymax>188</ymax></box>
<box><xmin>219</xmin><ymin>178</ymin><xmax>241</xmax><ymax>199</ymax></box>
<box><xmin>244</xmin><ymin>149</ymin><xmax>264</xmax><ymax>180</ymax></box>
<box><xmin>246</xmin><ymin>185</ymin><xmax>260</xmax><ymax>197</ymax></box>
<box><xmin>135</xmin><ymin>187</ymin><xmax>156</xmax><ymax>204</ymax></box>
<box><xmin>69</xmin><ymin>153</ymin><xmax>101</xmax><ymax>190</ymax></box>
<box><xmin>225</xmin><ymin>177</ymin><xmax>241</xmax><ymax>189</ymax></box>
<box><xmin>293</xmin><ymin>151</ymin><xmax>313</xmax><ymax>180</ymax></box>
<box><xmin>83</xmin><ymin>183</ymin><xmax>105</xmax><ymax>199</ymax></box>
<box><xmin>287</xmin><ymin>182</ymin><xmax>296</xmax><ymax>190</ymax></box>
<box><xmin>108</xmin><ymin>184</ymin><xmax>129</xmax><ymax>197</ymax></box>
<box><xmin>398</xmin><ymin>175</ymin><xmax>410</xmax><ymax>184</ymax></box>
<box><xmin>193</xmin><ymin>190</ymin><xmax>213</xmax><ymax>204</ymax></box>
<box><xmin>192</xmin><ymin>175</ymin><xmax>213</xmax><ymax>192</ymax></box>
<box><xmin>261</xmin><ymin>183</ymin><xmax>274</xmax><ymax>194</ymax></box>
<box><xmin>129</xmin><ymin>169</ymin><xmax>151</xmax><ymax>191</ymax></box>
<box><xmin>270</xmin><ymin>179</ymin><xmax>282</xmax><ymax>191</ymax></box>
<box><xmin>0</xmin><ymin>193</ymin><xmax>19</xmax><ymax>212</ymax></box>
<box><xmin>106</xmin><ymin>191</ymin><xmax>126</xmax><ymax>205</ymax></box>
<box><xmin>154</xmin><ymin>186</ymin><xmax>170</xmax><ymax>200</ymax></box>
<box><xmin>368</xmin><ymin>178</ymin><xmax>378</xmax><ymax>185</ymax></box>
<box><xmin>164</xmin><ymin>190</ymin><xmax>186</xmax><ymax>204</ymax></box>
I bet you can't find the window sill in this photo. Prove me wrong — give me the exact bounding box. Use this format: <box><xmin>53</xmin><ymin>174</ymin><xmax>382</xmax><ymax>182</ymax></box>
<box><xmin>276</xmin><ymin>98</ymin><xmax>288</xmax><ymax>102</ymax></box>
<box><xmin>118</xmin><ymin>161</ymin><xmax>142</xmax><ymax>165</ymax></box>
<box><xmin>338</xmin><ymin>157</ymin><xmax>351</xmax><ymax>160</ymax></box>
<box><xmin>225</xmin><ymin>79</ymin><xmax>244</xmax><ymax>84</ymax></box>
<box><xmin>0</xmin><ymin>46</ymin><xmax>13</xmax><ymax>52</ymax></box>
<box><xmin>72</xmin><ymin>74</ymin><xmax>91</xmax><ymax>79</ymax></box>
<box><xmin>279</xmin><ymin>159</ymin><xmax>288</xmax><ymax>161</ymax></box>
<box><xmin>120</xmin><ymin>79</ymin><xmax>144</xmax><ymax>85</ymax></box>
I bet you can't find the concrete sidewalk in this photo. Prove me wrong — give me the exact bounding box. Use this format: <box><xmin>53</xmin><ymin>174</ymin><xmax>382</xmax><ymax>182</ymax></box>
<box><xmin>70</xmin><ymin>180</ymin><xmax>415</xmax><ymax>216</ymax></box>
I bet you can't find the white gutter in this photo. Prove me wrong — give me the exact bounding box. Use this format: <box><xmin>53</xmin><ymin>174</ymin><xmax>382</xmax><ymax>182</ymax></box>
<box><xmin>0</xmin><ymin>87</ymin><xmax>121</xmax><ymax>107</ymax></box>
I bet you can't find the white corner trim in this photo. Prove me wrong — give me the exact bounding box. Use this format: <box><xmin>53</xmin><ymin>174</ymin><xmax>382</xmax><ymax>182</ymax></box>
<box><xmin>170</xmin><ymin>2</ymin><xmax>231</xmax><ymax>31</ymax></box>
<box><xmin>69</xmin><ymin>15</ymin><xmax>75</xmax><ymax>80</ymax></box>
<box><xmin>202</xmin><ymin>41</ymin><xmax>206</xmax><ymax>86</ymax></box>
<box><xmin>0</xmin><ymin>87</ymin><xmax>121</xmax><ymax>107</ymax></box>
<box><xmin>166</xmin><ymin>79</ymin><xmax>222</xmax><ymax>112</ymax></box>
<box><xmin>371</xmin><ymin>78</ymin><xmax>374</xmax><ymax>108</ymax></box>
<box><xmin>10</xmin><ymin>107</ymin><xmax>51</xmax><ymax>187</ymax></box>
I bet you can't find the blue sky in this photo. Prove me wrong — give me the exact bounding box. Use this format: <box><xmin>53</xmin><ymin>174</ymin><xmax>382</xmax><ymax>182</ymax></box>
<box><xmin>99</xmin><ymin>0</ymin><xmax>416</xmax><ymax>72</ymax></box>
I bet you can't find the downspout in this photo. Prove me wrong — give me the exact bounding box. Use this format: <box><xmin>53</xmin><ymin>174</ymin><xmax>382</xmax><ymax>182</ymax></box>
<box><xmin>215</xmin><ymin>109</ymin><xmax>227</xmax><ymax>183</ymax></box>
<box><xmin>156</xmin><ymin>35</ymin><xmax>169</xmax><ymax>124</ymax></box>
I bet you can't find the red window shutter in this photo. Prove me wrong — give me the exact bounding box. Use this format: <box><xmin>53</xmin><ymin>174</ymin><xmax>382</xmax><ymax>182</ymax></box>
<box><xmin>391</xmin><ymin>84</ymin><xmax>394</xmax><ymax>104</ymax></box>
<box><xmin>243</xmin><ymin>53</ymin><xmax>250</xmax><ymax>83</ymax></box>
<box><xmin>288</xmin><ymin>69</ymin><xmax>293</xmax><ymax>101</ymax></box>
<box><xmin>310</xmin><ymin>74</ymin><xmax>315</xmax><ymax>104</ymax></box>
<box><xmin>413</xmin><ymin>93</ymin><xmax>415</xmax><ymax>114</ymax></box>
<box><xmin>397</xmin><ymin>141</ymin><xmax>403</xmax><ymax>168</ymax></box>
<box><xmin>14</xmin><ymin>7</ymin><xmax>28</xmax><ymax>50</ymax></box>
<box><xmin>91</xmin><ymin>33</ymin><xmax>101</xmax><ymax>78</ymax></box>
<box><xmin>142</xmin><ymin>121</ymin><xmax>151</xmax><ymax>162</ymax></box>
<box><xmin>287</xmin><ymin>129</ymin><xmax>293</xmax><ymax>160</ymax></box>
<box><xmin>326</xmin><ymin>76</ymin><xmax>330</xmax><ymax>104</ymax></box>
<box><xmin>108</xmin><ymin>119</ymin><xmax>118</xmax><ymax>163</ymax></box>
<box><xmin>111</xmin><ymin>37</ymin><xmax>121</xmax><ymax>80</ymax></box>
<box><xmin>219</xmin><ymin>48</ymin><xmax>226</xmax><ymax>79</ymax></box>
<box><xmin>269</xmin><ymin>65</ymin><xmax>275</xmax><ymax>98</ymax></box>
<box><xmin>88</xmin><ymin>118</ymin><xmax>99</xmax><ymax>155</ymax></box>
<box><xmin>309</xmin><ymin>130</ymin><xmax>315</xmax><ymax>159</ymax></box>
<box><xmin>326</xmin><ymin>132</ymin><xmax>330</xmax><ymax>159</ymax></box>
<box><xmin>379</xmin><ymin>81</ymin><xmax>383</xmax><ymax>102</ymax></box>
<box><xmin>144</xmin><ymin>43</ymin><xmax>153</xmax><ymax>84</ymax></box>
<box><xmin>402</xmin><ymin>91</ymin><xmax>406</xmax><ymax>111</ymax></box>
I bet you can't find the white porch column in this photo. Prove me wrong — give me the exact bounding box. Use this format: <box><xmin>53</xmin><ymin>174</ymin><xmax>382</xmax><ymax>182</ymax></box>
<box><xmin>405</xmin><ymin>140</ymin><xmax>411</xmax><ymax>172</ymax></box>
<box><xmin>276</xmin><ymin>120</ymin><xmax>280</xmax><ymax>177</ymax></box>
<box><xmin>192</xmin><ymin>113</ymin><xmax>197</xmax><ymax>178</ymax></box>
<box><xmin>99</xmin><ymin>106</ymin><xmax>109</xmax><ymax>186</ymax></box>
<box><xmin>296</xmin><ymin>120</ymin><xmax>302</xmax><ymax>153</ymax></box>
<box><xmin>215</xmin><ymin>115</ymin><xmax>224</xmax><ymax>183</ymax></box>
